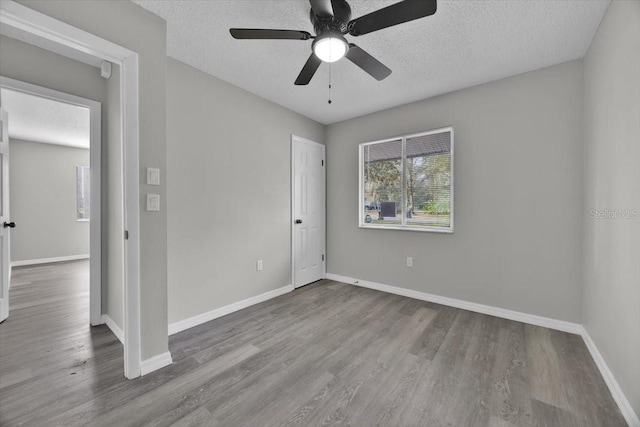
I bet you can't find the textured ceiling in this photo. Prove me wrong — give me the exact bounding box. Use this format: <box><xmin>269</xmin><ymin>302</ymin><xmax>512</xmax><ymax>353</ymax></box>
<box><xmin>133</xmin><ymin>0</ymin><xmax>609</xmax><ymax>125</ymax></box>
<box><xmin>1</xmin><ymin>89</ymin><xmax>90</xmax><ymax>149</ymax></box>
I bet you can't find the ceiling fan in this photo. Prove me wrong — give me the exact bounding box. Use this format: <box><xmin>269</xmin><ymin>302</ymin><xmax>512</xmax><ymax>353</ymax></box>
<box><xmin>230</xmin><ymin>0</ymin><xmax>437</xmax><ymax>85</ymax></box>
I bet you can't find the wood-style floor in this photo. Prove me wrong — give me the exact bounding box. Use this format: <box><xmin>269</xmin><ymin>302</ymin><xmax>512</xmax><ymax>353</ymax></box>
<box><xmin>0</xmin><ymin>261</ymin><xmax>626</xmax><ymax>426</ymax></box>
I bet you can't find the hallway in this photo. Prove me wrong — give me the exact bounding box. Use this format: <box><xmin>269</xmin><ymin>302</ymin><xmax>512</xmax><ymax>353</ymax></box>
<box><xmin>0</xmin><ymin>260</ymin><xmax>123</xmax><ymax>425</ymax></box>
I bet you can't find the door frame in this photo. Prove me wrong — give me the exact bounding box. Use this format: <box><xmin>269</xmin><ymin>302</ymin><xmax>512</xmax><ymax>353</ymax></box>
<box><xmin>0</xmin><ymin>108</ymin><xmax>9</xmax><ymax>323</ymax></box>
<box><xmin>0</xmin><ymin>76</ymin><xmax>102</xmax><ymax>326</ymax></box>
<box><xmin>0</xmin><ymin>1</ymin><xmax>142</xmax><ymax>379</ymax></box>
<box><xmin>290</xmin><ymin>135</ymin><xmax>326</xmax><ymax>289</ymax></box>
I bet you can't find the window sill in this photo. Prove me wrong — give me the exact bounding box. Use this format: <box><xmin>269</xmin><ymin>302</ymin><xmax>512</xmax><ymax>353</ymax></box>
<box><xmin>358</xmin><ymin>224</ymin><xmax>453</xmax><ymax>233</ymax></box>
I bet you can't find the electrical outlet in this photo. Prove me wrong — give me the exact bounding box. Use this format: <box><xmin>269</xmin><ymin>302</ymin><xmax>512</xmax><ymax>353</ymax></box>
<box><xmin>256</xmin><ymin>260</ymin><xmax>263</xmax><ymax>271</ymax></box>
<box><xmin>406</xmin><ymin>257</ymin><xmax>413</xmax><ymax>267</ymax></box>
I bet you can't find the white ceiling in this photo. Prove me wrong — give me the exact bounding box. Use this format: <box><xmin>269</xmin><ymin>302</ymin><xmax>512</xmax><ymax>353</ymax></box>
<box><xmin>137</xmin><ymin>0</ymin><xmax>609</xmax><ymax>125</ymax></box>
<box><xmin>0</xmin><ymin>88</ymin><xmax>90</xmax><ymax>149</ymax></box>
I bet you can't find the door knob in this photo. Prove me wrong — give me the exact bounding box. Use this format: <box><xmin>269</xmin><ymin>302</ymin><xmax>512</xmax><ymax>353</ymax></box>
<box><xmin>295</xmin><ymin>219</ymin><xmax>303</xmax><ymax>224</ymax></box>
<box><xmin>3</xmin><ymin>221</ymin><xmax>15</xmax><ymax>228</ymax></box>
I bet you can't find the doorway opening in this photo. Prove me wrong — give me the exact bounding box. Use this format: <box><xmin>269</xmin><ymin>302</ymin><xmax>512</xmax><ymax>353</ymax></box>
<box><xmin>0</xmin><ymin>0</ymin><xmax>142</xmax><ymax>378</ymax></box>
<box><xmin>0</xmin><ymin>78</ymin><xmax>102</xmax><ymax>326</ymax></box>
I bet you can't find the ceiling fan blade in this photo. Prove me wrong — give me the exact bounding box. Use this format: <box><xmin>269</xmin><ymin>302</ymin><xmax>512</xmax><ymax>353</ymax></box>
<box><xmin>230</xmin><ymin>28</ymin><xmax>312</xmax><ymax>40</ymax></box>
<box><xmin>309</xmin><ymin>0</ymin><xmax>334</xmax><ymax>18</ymax></box>
<box><xmin>345</xmin><ymin>44</ymin><xmax>392</xmax><ymax>81</ymax></box>
<box><xmin>295</xmin><ymin>53</ymin><xmax>322</xmax><ymax>85</ymax></box>
<box><xmin>348</xmin><ymin>0</ymin><xmax>437</xmax><ymax>36</ymax></box>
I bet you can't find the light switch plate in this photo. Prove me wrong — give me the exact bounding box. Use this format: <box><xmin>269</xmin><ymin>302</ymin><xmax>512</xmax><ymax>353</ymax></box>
<box><xmin>147</xmin><ymin>167</ymin><xmax>160</xmax><ymax>185</ymax></box>
<box><xmin>146</xmin><ymin>194</ymin><xmax>160</xmax><ymax>212</ymax></box>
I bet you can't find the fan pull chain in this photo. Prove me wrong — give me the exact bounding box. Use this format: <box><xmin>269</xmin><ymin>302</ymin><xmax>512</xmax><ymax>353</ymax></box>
<box><xmin>328</xmin><ymin>62</ymin><xmax>332</xmax><ymax>104</ymax></box>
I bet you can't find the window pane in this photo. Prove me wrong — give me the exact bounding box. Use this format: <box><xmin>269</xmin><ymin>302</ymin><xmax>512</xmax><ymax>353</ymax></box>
<box><xmin>362</xmin><ymin>139</ymin><xmax>403</xmax><ymax>226</ymax></box>
<box><xmin>405</xmin><ymin>132</ymin><xmax>452</xmax><ymax>228</ymax></box>
<box><xmin>76</xmin><ymin>166</ymin><xmax>90</xmax><ymax>220</ymax></box>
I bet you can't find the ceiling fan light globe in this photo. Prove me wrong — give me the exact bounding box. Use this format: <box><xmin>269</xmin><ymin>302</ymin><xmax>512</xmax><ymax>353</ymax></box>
<box><xmin>313</xmin><ymin>35</ymin><xmax>348</xmax><ymax>63</ymax></box>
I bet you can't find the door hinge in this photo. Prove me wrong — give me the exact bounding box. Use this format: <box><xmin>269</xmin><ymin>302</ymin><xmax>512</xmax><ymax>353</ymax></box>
<box><xmin>322</xmin><ymin>254</ymin><xmax>325</xmax><ymax>261</ymax></box>
<box><xmin>124</xmin><ymin>230</ymin><xmax>129</xmax><ymax>240</ymax></box>
<box><xmin>321</xmin><ymin>160</ymin><xmax>324</xmax><ymax>166</ymax></box>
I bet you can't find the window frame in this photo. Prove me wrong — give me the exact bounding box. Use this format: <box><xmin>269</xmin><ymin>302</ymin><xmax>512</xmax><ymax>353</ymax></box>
<box><xmin>76</xmin><ymin>165</ymin><xmax>90</xmax><ymax>222</ymax></box>
<box><xmin>358</xmin><ymin>126</ymin><xmax>454</xmax><ymax>233</ymax></box>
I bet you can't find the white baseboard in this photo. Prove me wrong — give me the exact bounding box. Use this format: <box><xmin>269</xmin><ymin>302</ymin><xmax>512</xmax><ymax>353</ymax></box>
<box><xmin>168</xmin><ymin>284</ymin><xmax>294</xmax><ymax>336</ymax></box>
<box><xmin>580</xmin><ymin>328</ymin><xmax>640</xmax><ymax>427</ymax></box>
<box><xmin>102</xmin><ymin>314</ymin><xmax>173</xmax><ymax>377</ymax></box>
<box><xmin>140</xmin><ymin>351</ymin><xmax>173</xmax><ymax>376</ymax></box>
<box><xmin>11</xmin><ymin>254</ymin><xmax>89</xmax><ymax>267</ymax></box>
<box><xmin>100</xmin><ymin>314</ymin><xmax>124</xmax><ymax>344</ymax></box>
<box><xmin>325</xmin><ymin>273</ymin><xmax>582</xmax><ymax>334</ymax></box>
<box><xmin>326</xmin><ymin>272</ymin><xmax>638</xmax><ymax>426</ymax></box>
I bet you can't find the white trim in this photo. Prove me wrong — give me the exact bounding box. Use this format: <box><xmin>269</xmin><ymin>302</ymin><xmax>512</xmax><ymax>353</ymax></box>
<box><xmin>169</xmin><ymin>284</ymin><xmax>294</xmax><ymax>336</ymax></box>
<box><xmin>1</xmin><ymin>107</ymin><xmax>9</xmax><ymax>323</ymax></box>
<box><xmin>291</xmin><ymin>136</ymin><xmax>295</xmax><ymax>289</ymax></box>
<box><xmin>0</xmin><ymin>1</ymin><xmax>131</xmax><ymax>64</ymax></box>
<box><xmin>291</xmin><ymin>135</ymin><xmax>326</xmax><ymax>289</ymax></box>
<box><xmin>11</xmin><ymin>254</ymin><xmax>89</xmax><ymax>267</ymax></box>
<box><xmin>326</xmin><ymin>272</ymin><xmax>639</xmax><ymax>425</ymax></box>
<box><xmin>140</xmin><ymin>351</ymin><xmax>173</xmax><ymax>376</ymax></box>
<box><xmin>325</xmin><ymin>273</ymin><xmax>583</xmax><ymax>334</ymax></box>
<box><xmin>1</xmin><ymin>0</ymin><xmax>142</xmax><ymax>379</ymax></box>
<box><xmin>357</xmin><ymin>224</ymin><xmax>454</xmax><ymax>233</ymax></box>
<box><xmin>122</xmin><ymin>53</ymin><xmax>141</xmax><ymax>379</ymax></box>
<box><xmin>101</xmin><ymin>314</ymin><xmax>124</xmax><ymax>344</ymax></box>
<box><xmin>580</xmin><ymin>328</ymin><xmax>640</xmax><ymax>427</ymax></box>
<box><xmin>9</xmin><ymin>139</ymin><xmax>90</xmax><ymax>150</ymax></box>
<box><xmin>0</xmin><ymin>76</ymin><xmax>102</xmax><ymax>327</ymax></box>
<box><xmin>358</xmin><ymin>126</ymin><xmax>454</xmax><ymax>234</ymax></box>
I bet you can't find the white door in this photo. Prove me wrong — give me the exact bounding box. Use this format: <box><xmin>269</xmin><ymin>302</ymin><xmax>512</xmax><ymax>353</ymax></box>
<box><xmin>292</xmin><ymin>136</ymin><xmax>325</xmax><ymax>288</ymax></box>
<box><xmin>0</xmin><ymin>108</ymin><xmax>11</xmax><ymax>323</ymax></box>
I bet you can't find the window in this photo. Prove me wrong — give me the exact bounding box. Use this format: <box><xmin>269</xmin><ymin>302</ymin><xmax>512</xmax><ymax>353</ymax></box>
<box><xmin>359</xmin><ymin>127</ymin><xmax>453</xmax><ymax>232</ymax></box>
<box><xmin>76</xmin><ymin>166</ymin><xmax>90</xmax><ymax>221</ymax></box>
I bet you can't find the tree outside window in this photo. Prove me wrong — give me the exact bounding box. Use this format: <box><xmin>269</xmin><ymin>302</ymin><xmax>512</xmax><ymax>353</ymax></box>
<box><xmin>360</xmin><ymin>128</ymin><xmax>453</xmax><ymax>232</ymax></box>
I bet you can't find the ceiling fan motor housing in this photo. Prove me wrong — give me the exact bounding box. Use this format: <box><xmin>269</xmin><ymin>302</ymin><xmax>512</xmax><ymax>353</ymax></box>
<box><xmin>310</xmin><ymin>0</ymin><xmax>352</xmax><ymax>36</ymax></box>
<box><xmin>230</xmin><ymin>0</ymin><xmax>437</xmax><ymax>85</ymax></box>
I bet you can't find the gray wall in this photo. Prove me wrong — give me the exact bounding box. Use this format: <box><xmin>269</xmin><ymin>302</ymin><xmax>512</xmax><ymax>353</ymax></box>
<box><xmin>0</xmin><ymin>35</ymin><xmax>106</xmax><ymax>102</ymax></box>
<box><xmin>166</xmin><ymin>58</ymin><xmax>324</xmax><ymax>324</ymax></box>
<box><xmin>326</xmin><ymin>60</ymin><xmax>584</xmax><ymax>322</ymax></box>
<box><xmin>8</xmin><ymin>139</ymin><xmax>89</xmax><ymax>262</ymax></box>
<box><xmin>16</xmin><ymin>0</ymin><xmax>170</xmax><ymax>360</ymax></box>
<box><xmin>583</xmin><ymin>0</ymin><xmax>640</xmax><ymax>416</ymax></box>
<box><xmin>106</xmin><ymin>63</ymin><xmax>124</xmax><ymax>331</ymax></box>
<box><xmin>0</xmin><ymin>35</ymin><xmax>125</xmax><ymax>335</ymax></box>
